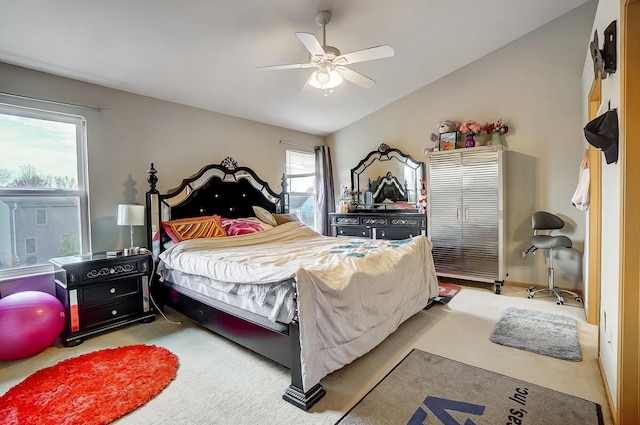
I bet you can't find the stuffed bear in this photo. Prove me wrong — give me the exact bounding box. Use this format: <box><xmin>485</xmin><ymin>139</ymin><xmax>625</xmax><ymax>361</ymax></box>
<box><xmin>429</xmin><ymin>120</ymin><xmax>460</xmax><ymax>146</ymax></box>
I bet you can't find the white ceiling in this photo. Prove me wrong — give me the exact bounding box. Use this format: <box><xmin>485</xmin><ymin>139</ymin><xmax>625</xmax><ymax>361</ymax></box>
<box><xmin>0</xmin><ymin>0</ymin><xmax>590</xmax><ymax>137</ymax></box>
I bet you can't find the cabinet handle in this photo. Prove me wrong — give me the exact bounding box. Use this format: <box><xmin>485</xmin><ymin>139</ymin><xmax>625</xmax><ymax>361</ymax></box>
<box><xmin>464</xmin><ymin>207</ymin><xmax>469</xmax><ymax>223</ymax></box>
<box><xmin>111</xmin><ymin>309</ymin><xmax>118</xmax><ymax>316</ymax></box>
<box><xmin>380</xmin><ymin>231</ymin><xmax>385</xmax><ymax>237</ymax></box>
<box><xmin>456</xmin><ymin>208</ymin><xmax>461</xmax><ymax>222</ymax></box>
<box><xmin>109</xmin><ymin>287</ymin><xmax>116</xmax><ymax>294</ymax></box>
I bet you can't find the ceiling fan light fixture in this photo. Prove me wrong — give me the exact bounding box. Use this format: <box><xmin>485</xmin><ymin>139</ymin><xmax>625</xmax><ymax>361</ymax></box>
<box><xmin>309</xmin><ymin>68</ymin><xmax>343</xmax><ymax>90</ymax></box>
<box><xmin>315</xmin><ymin>66</ymin><xmax>331</xmax><ymax>84</ymax></box>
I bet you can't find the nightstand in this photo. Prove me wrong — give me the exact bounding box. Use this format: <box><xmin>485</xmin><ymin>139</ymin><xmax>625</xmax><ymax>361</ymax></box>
<box><xmin>50</xmin><ymin>252</ymin><xmax>155</xmax><ymax>346</ymax></box>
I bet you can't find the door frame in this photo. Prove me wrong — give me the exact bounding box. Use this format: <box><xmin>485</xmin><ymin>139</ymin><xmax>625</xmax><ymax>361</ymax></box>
<box><xmin>617</xmin><ymin>1</ymin><xmax>640</xmax><ymax>423</ymax></box>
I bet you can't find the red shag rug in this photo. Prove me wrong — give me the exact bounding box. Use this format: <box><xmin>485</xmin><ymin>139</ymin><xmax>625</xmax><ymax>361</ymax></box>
<box><xmin>0</xmin><ymin>344</ymin><xmax>179</xmax><ymax>425</ymax></box>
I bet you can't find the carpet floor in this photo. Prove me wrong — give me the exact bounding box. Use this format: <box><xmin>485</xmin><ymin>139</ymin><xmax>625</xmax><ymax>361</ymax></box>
<box><xmin>0</xmin><ymin>284</ymin><xmax>613</xmax><ymax>424</ymax></box>
<box><xmin>337</xmin><ymin>350</ymin><xmax>602</xmax><ymax>424</ymax></box>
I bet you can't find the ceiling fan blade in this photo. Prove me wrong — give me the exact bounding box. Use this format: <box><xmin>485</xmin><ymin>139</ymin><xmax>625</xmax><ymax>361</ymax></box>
<box><xmin>257</xmin><ymin>63</ymin><xmax>315</xmax><ymax>71</ymax></box>
<box><xmin>296</xmin><ymin>32</ymin><xmax>326</xmax><ymax>58</ymax></box>
<box><xmin>335</xmin><ymin>45</ymin><xmax>395</xmax><ymax>65</ymax></box>
<box><xmin>337</xmin><ymin>67</ymin><xmax>376</xmax><ymax>89</ymax></box>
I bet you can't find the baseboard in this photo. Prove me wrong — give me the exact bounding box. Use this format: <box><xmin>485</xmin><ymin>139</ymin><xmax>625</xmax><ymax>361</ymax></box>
<box><xmin>598</xmin><ymin>356</ymin><xmax>618</xmax><ymax>425</ymax></box>
<box><xmin>503</xmin><ymin>279</ymin><xmax>584</xmax><ymax>297</ymax></box>
<box><xmin>436</xmin><ymin>277</ymin><xmax>585</xmax><ymax>297</ymax></box>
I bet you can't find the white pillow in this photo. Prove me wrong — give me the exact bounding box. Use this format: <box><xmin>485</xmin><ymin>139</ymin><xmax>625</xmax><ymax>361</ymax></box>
<box><xmin>252</xmin><ymin>205</ymin><xmax>277</xmax><ymax>227</ymax></box>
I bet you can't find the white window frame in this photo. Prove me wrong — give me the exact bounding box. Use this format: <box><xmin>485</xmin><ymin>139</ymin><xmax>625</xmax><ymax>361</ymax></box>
<box><xmin>285</xmin><ymin>149</ymin><xmax>316</xmax><ymax>230</ymax></box>
<box><xmin>0</xmin><ymin>103</ymin><xmax>90</xmax><ymax>279</ymax></box>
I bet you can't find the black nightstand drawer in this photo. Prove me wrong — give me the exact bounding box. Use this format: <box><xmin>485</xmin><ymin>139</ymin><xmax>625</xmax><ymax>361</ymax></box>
<box><xmin>82</xmin><ymin>277</ymin><xmax>140</xmax><ymax>305</ymax></box>
<box><xmin>76</xmin><ymin>257</ymin><xmax>148</xmax><ymax>285</ymax></box>
<box><xmin>82</xmin><ymin>297</ymin><xmax>142</xmax><ymax>330</ymax></box>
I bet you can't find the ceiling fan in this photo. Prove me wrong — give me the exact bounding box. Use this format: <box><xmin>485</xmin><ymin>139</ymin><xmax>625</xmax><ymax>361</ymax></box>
<box><xmin>257</xmin><ymin>10</ymin><xmax>395</xmax><ymax>95</ymax></box>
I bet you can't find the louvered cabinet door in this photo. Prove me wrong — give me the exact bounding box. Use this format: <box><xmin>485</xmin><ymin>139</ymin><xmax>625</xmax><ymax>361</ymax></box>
<box><xmin>427</xmin><ymin>152</ymin><xmax>464</xmax><ymax>275</ymax></box>
<box><xmin>461</xmin><ymin>149</ymin><xmax>500</xmax><ymax>280</ymax></box>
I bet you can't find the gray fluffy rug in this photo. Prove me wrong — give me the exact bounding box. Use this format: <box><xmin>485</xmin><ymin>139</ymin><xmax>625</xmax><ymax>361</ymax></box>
<box><xmin>490</xmin><ymin>307</ymin><xmax>582</xmax><ymax>361</ymax></box>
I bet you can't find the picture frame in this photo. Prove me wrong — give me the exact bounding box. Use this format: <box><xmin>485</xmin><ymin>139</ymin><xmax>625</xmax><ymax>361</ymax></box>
<box><xmin>439</xmin><ymin>131</ymin><xmax>457</xmax><ymax>151</ymax></box>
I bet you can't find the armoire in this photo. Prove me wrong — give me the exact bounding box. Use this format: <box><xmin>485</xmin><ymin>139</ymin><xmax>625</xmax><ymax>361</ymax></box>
<box><xmin>426</xmin><ymin>145</ymin><xmax>505</xmax><ymax>293</ymax></box>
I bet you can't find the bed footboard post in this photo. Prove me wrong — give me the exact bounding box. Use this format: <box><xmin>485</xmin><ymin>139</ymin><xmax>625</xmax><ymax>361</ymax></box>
<box><xmin>282</xmin><ymin>321</ymin><xmax>326</xmax><ymax>410</ymax></box>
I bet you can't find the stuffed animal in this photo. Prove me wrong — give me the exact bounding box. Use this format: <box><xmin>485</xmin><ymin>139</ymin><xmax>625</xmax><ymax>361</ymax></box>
<box><xmin>429</xmin><ymin>120</ymin><xmax>460</xmax><ymax>145</ymax></box>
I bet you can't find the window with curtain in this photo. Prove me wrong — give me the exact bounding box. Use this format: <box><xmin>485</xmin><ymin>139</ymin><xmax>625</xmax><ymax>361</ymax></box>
<box><xmin>285</xmin><ymin>149</ymin><xmax>316</xmax><ymax>230</ymax></box>
<box><xmin>0</xmin><ymin>103</ymin><xmax>90</xmax><ymax>278</ymax></box>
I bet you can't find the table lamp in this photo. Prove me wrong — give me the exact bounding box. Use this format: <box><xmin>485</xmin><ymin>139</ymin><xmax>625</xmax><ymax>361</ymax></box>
<box><xmin>117</xmin><ymin>204</ymin><xmax>145</xmax><ymax>249</ymax></box>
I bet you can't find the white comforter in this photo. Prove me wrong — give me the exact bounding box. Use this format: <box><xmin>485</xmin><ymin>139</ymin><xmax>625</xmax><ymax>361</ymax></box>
<box><xmin>159</xmin><ymin>221</ymin><xmax>439</xmax><ymax>391</ymax></box>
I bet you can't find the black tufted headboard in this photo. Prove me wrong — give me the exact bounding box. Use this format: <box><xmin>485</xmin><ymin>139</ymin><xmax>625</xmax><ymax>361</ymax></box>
<box><xmin>145</xmin><ymin>157</ymin><xmax>287</xmax><ymax>255</ymax></box>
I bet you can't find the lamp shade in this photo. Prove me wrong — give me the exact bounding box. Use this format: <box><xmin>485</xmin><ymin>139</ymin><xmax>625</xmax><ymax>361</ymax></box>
<box><xmin>117</xmin><ymin>204</ymin><xmax>145</xmax><ymax>226</ymax></box>
<box><xmin>308</xmin><ymin>68</ymin><xmax>343</xmax><ymax>90</ymax></box>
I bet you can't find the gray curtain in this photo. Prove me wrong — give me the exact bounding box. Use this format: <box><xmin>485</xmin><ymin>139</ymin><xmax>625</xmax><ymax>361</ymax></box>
<box><xmin>314</xmin><ymin>145</ymin><xmax>335</xmax><ymax>236</ymax></box>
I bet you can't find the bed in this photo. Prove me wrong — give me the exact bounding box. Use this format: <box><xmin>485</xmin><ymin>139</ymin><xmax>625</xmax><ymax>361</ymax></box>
<box><xmin>145</xmin><ymin>157</ymin><xmax>439</xmax><ymax>410</ymax></box>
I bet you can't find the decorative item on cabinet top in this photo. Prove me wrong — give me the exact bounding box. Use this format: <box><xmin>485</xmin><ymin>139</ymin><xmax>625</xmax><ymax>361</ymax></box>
<box><xmin>428</xmin><ymin>120</ymin><xmax>460</xmax><ymax>152</ymax></box>
<box><xmin>482</xmin><ymin>119</ymin><xmax>510</xmax><ymax>146</ymax></box>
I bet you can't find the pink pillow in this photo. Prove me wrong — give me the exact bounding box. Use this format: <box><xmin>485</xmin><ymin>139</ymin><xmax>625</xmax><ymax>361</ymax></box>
<box><xmin>218</xmin><ymin>216</ymin><xmax>271</xmax><ymax>236</ymax></box>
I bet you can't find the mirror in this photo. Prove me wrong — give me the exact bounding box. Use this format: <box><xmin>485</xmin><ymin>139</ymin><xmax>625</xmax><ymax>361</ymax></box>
<box><xmin>350</xmin><ymin>144</ymin><xmax>425</xmax><ymax>212</ymax></box>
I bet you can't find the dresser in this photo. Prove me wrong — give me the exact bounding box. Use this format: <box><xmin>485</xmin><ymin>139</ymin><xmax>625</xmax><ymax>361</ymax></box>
<box><xmin>330</xmin><ymin>212</ymin><xmax>426</xmax><ymax>240</ymax></box>
<box><xmin>50</xmin><ymin>252</ymin><xmax>155</xmax><ymax>346</ymax></box>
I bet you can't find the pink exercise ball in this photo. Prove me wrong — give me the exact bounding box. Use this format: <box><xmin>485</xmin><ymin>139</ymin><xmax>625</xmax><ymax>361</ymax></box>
<box><xmin>0</xmin><ymin>291</ymin><xmax>65</xmax><ymax>361</ymax></box>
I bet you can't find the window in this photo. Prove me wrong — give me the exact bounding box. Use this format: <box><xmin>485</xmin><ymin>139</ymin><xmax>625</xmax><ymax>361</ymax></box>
<box><xmin>36</xmin><ymin>209</ymin><xmax>47</xmax><ymax>225</ymax></box>
<box><xmin>0</xmin><ymin>103</ymin><xmax>89</xmax><ymax>277</ymax></box>
<box><xmin>285</xmin><ymin>150</ymin><xmax>316</xmax><ymax>230</ymax></box>
<box><xmin>25</xmin><ymin>238</ymin><xmax>37</xmax><ymax>255</ymax></box>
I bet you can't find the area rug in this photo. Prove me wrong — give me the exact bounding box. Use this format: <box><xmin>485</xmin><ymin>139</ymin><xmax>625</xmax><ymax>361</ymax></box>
<box><xmin>336</xmin><ymin>350</ymin><xmax>603</xmax><ymax>425</ymax></box>
<box><xmin>490</xmin><ymin>307</ymin><xmax>582</xmax><ymax>361</ymax></box>
<box><xmin>432</xmin><ymin>282</ymin><xmax>462</xmax><ymax>304</ymax></box>
<box><xmin>0</xmin><ymin>344</ymin><xmax>179</xmax><ymax>425</ymax></box>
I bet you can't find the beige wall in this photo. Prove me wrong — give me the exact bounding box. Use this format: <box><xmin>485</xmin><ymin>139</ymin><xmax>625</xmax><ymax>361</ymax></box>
<box><xmin>327</xmin><ymin>1</ymin><xmax>598</xmax><ymax>291</ymax></box>
<box><xmin>0</xmin><ymin>1</ymin><xmax>599</xmax><ymax>292</ymax></box>
<box><xmin>0</xmin><ymin>62</ymin><xmax>323</xmax><ymax>252</ymax></box>
<box><xmin>581</xmin><ymin>0</ymin><xmax>621</xmax><ymax>407</ymax></box>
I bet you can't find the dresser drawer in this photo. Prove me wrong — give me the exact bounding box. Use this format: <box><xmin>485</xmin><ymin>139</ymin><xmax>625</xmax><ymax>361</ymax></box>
<box><xmin>373</xmin><ymin>227</ymin><xmax>422</xmax><ymax>240</ymax></box>
<box><xmin>82</xmin><ymin>277</ymin><xmax>140</xmax><ymax>306</ymax></box>
<box><xmin>82</xmin><ymin>297</ymin><xmax>141</xmax><ymax>330</ymax></box>
<box><xmin>335</xmin><ymin>226</ymin><xmax>370</xmax><ymax>238</ymax></box>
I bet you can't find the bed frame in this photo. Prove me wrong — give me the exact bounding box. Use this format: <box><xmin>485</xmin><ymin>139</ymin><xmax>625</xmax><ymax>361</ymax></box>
<box><xmin>145</xmin><ymin>157</ymin><xmax>325</xmax><ymax>410</ymax></box>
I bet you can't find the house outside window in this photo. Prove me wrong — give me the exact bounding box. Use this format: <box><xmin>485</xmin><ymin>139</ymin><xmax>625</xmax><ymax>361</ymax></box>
<box><xmin>0</xmin><ymin>103</ymin><xmax>90</xmax><ymax>277</ymax></box>
<box><xmin>25</xmin><ymin>238</ymin><xmax>37</xmax><ymax>255</ymax></box>
<box><xmin>285</xmin><ymin>150</ymin><xmax>316</xmax><ymax>230</ymax></box>
<box><xmin>36</xmin><ymin>209</ymin><xmax>47</xmax><ymax>225</ymax></box>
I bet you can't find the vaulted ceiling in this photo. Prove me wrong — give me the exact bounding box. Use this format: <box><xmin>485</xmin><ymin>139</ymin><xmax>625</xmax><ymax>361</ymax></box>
<box><xmin>0</xmin><ymin>0</ymin><xmax>590</xmax><ymax>136</ymax></box>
